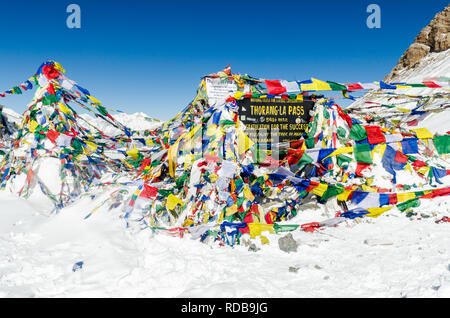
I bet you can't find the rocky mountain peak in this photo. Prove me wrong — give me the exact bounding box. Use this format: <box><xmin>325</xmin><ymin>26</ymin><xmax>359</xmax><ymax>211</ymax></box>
<box><xmin>385</xmin><ymin>4</ymin><xmax>450</xmax><ymax>82</ymax></box>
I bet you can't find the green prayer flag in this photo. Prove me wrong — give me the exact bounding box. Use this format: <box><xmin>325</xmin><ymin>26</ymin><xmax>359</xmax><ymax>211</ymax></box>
<box><xmin>337</xmin><ymin>154</ymin><xmax>352</xmax><ymax>167</ymax></box>
<box><xmin>349</xmin><ymin>124</ymin><xmax>367</xmax><ymax>141</ymax></box>
<box><xmin>157</xmin><ymin>189</ymin><xmax>173</xmax><ymax>197</ymax></box>
<box><xmin>397</xmin><ymin>198</ymin><xmax>420</xmax><ymax>212</ymax></box>
<box><xmin>297</xmin><ymin>151</ymin><xmax>314</xmax><ymax>167</ymax></box>
<box><xmin>273</xmin><ymin>223</ymin><xmax>300</xmax><ymax>234</ymax></box>
<box><xmin>305</xmin><ymin>137</ymin><xmax>315</xmax><ymax>149</ymax></box>
<box><xmin>13</xmin><ymin>86</ymin><xmax>22</xmax><ymax>94</ymax></box>
<box><xmin>42</xmin><ymin>94</ymin><xmax>58</xmax><ymax>106</ymax></box>
<box><xmin>337</xmin><ymin>127</ymin><xmax>347</xmax><ymax>139</ymax></box>
<box><xmin>326</xmin><ymin>81</ymin><xmax>348</xmax><ymax>91</ymax></box>
<box><xmin>433</xmin><ymin>135</ymin><xmax>450</xmax><ymax>155</ymax></box>
<box><xmin>237</xmin><ymin>196</ymin><xmax>245</xmax><ymax>208</ymax></box>
<box><xmin>354</xmin><ymin>143</ymin><xmax>373</xmax><ymax>164</ymax></box>
<box><xmin>219</xmin><ymin>119</ymin><xmax>235</xmax><ymax>127</ymax></box>
<box><xmin>321</xmin><ymin>185</ymin><xmax>344</xmax><ymax>201</ymax></box>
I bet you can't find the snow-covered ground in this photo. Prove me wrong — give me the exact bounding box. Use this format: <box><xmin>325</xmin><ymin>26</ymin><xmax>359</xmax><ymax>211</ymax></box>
<box><xmin>1</xmin><ymin>188</ymin><xmax>450</xmax><ymax>298</ymax></box>
<box><xmin>1</xmin><ymin>51</ymin><xmax>449</xmax><ymax>298</ymax></box>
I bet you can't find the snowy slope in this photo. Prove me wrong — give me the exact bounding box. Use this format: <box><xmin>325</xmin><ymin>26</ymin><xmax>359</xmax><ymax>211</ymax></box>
<box><xmin>1</xmin><ymin>108</ymin><xmax>162</xmax><ymax>136</ymax></box>
<box><xmin>1</xmin><ymin>108</ymin><xmax>22</xmax><ymax>125</ymax></box>
<box><xmin>79</xmin><ymin>112</ymin><xmax>162</xmax><ymax>136</ymax></box>
<box><xmin>348</xmin><ymin>49</ymin><xmax>450</xmax><ymax>135</ymax></box>
<box><xmin>1</xmin><ymin>189</ymin><xmax>450</xmax><ymax>298</ymax></box>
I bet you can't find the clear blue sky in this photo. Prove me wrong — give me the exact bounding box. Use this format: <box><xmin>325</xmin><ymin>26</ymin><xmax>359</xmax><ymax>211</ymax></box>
<box><xmin>0</xmin><ymin>0</ymin><xmax>448</xmax><ymax>120</ymax></box>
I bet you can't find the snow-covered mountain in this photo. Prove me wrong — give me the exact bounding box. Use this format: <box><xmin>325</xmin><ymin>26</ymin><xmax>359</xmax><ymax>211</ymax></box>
<box><xmin>384</xmin><ymin>4</ymin><xmax>449</xmax><ymax>83</ymax></box>
<box><xmin>348</xmin><ymin>47</ymin><xmax>449</xmax><ymax>135</ymax></box>
<box><xmin>1</xmin><ymin>108</ymin><xmax>162</xmax><ymax>136</ymax></box>
<box><xmin>349</xmin><ymin>4</ymin><xmax>449</xmax><ymax>134</ymax></box>
<box><xmin>79</xmin><ymin>111</ymin><xmax>162</xmax><ymax>136</ymax></box>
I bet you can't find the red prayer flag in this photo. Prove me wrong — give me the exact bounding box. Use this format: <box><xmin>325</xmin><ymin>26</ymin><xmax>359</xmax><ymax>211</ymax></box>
<box><xmin>46</xmin><ymin>130</ymin><xmax>60</xmax><ymax>144</ymax></box>
<box><xmin>137</xmin><ymin>158</ymin><xmax>151</xmax><ymax>174</ymax></box>
<box><xmin>394</xmin><ymin>151</ymin><xmax>408</xmax><ymax>164</ymax></box>
<box><xmin>42</xmin><ymin>64</ymin><xmax>60</xmax><ymax>80</ymax></box>
<box><xmin>265</xmin><ymin>80</ymin><xmax>286</xmax><ymax>95</ymax></box>
<box><xmin>140</xmin><ymin>184</ymin><xmax>158</xmax><ymax>199</ymax></box>
<box><xmin>355</xmin><ymin>162</ymin><xmax>371</xmax><ymax>176</ymax></box>
<box><xmin>365</xmin><ymin>125</ymin><xmax>386</xmax><ymax>144</ymax></box>
<box><xmin>422</xmin><ymin>81</ymin><xmax>441</xmax><ymax>88</ymax></box>
<box><xmin>336</xmin><ymin>104</ymin><xmax>352</xmax><ymax>128</ymax></box>
<box><xmin>47</xmin><ymin>83</ymin><xmax>56</xmax><ymax>95</ymax></box>
<box><xmin>406</xmin><ymin>119</ymin><xmax>418</xmax><ymax>126</ymax></box>
<box><xmin>388</xmin><ymin>194</ymin><xmax>397</xmax><ymax>205</ymax></box>
<box><xmin>345</xmin><ymin>83</ymin><xmax>364</xmax><ymax>90</ymax></box>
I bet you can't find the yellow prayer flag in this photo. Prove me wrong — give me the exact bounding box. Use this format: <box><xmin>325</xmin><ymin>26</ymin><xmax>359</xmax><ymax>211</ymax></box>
<box><xmin>58</xmin><ymin>103</ymin><xmax>72</xmax><ymax>115</ymax></box>
<box><xmin>311</xmin><ymin>183</ymin><xmax>328</xmax><ymax>197</ymax></box>
<box><xmin>396</xmin><ymin>107</ymin><xmax>410</xmax><ymax>113</ymax></box>
<box><xmin>225</xmin><ymin>204</ymin><xmax>238</xmax><ymax>216</ymax></box>
<box><xmin>84</xmin><ymin>140</ymin><xmax>98</xmax><ymax>153</ymax></box>
<box><xmin>412</xmin><ymin>128</ymin><xmax>433</xmax><ymax>139</ymax></box>
<box><xmin>300</xmin><ymin>78</ymin><xmax>332</xmax><ymax>91</ymax></box>
<box><xmin>121</xmin><ymin>159</ymin><xmax>132</xmax><ymax>169</ymax></box>
<box><xmin>405</xmin><ymin>163</ymin><xmax>412</xmax><ymax>173</ymax></box>
<box><xmin>233</xmin><ymin>91</ymin><xmax>245</xmax><ymax>100</ymax></box>
<box><xmin>126</xmin><ymin>144</ymin><xmax>139</xmax><ymax>160</ymax></box>
<box><xmin>361</xmin><ymin>184</ymin><xmax>377</xmax><ymax>192</ymax></box>
<box><xmin>237</xmin><ymin>130</ymin><xmax>254</xmax><ymax>155</ymax></box>
<box><xmin>243</xmin><ymin>185</ymin><xmax>255</xmax><ymax>202</ymax></box>
<box><xmin>324</xmin><ymin>146</ymin><xmax>353</xmax><ymax>160</ymax></box>
<box><xmin>167</xmin><ymin>194</ymin><xmax>184</xmax><ymax>210</ymax></box>
<box><xmin>29</xmin><ymin>120</ymin><xmax>39</xmax><ymax>133</ymax></box>
<box><xmin>418</xmin><ymin>166</ymin><xmax>430</xmax><ymax>175</ymax></box>
<box><xmin>182</xmin><ymin>218</ymin><xmax>194</xmax><ymax>227</ymax></box>
<box><xmin>397</xmin><ymin>192</ymin><xmax>416</xmax><ymax>203</ymax></box>
<box><xmin>206</xmin><ymin>124</ymin><xmax>218</xmax><ymax>136</ymax></box>
<box><xmin>371</xmin><ymin>143</ymin><xmax>386</xmax><ymax>158</ymax></box>
<box><xmin>209</xmin><ymin>173</ymin><xmax>219</xmax><ymax>182</ymax></box>
<box><xmin>248</xmin><ymin>223</ymin><xmax>274</xmax><ymax>239</ymax></box>
<box><xmin>395</xmin><ymin>85</ymin><xmax>412</xmax><ymax>89</ymax></box>
<box><xmin>337</xmin><ymin>189</ymin><xmax>353</xmax><ymax>201</ymax></box>
<box><xmin>168</xmin><ymin>123</ymin><xmax>202</xmax><ymax>177</ymax></box>
<box><xmin>184</xmin><ymin>154</ymin><xmax>195</xmax><ymax>170</ymax></box>
<box><xmin>86</xmin><ymin>95</ymin><xmax>102</xmax><ymax>106</ymax></box>
<box><xmin>53</xmin><ymin>61</ymin><xmax>66</xmax><ymax>74</ymax></box>
<box><xmin>366</xmin><ymin>206</ymin><xmax>393</xmax><ymax>218</ymax></box>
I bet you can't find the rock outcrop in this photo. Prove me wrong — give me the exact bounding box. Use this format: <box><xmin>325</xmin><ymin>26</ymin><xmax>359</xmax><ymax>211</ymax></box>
<box><xmin>385</xmin><ymin>4</ymin><xmax>449</xmax><ymax>82</ymax></box>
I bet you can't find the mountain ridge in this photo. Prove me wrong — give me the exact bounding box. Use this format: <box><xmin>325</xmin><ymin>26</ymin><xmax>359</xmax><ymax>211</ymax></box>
<box><xmin>385</xmin><ymin>4</ymin><xmax>450</xmax><ymax>82</ymax></box>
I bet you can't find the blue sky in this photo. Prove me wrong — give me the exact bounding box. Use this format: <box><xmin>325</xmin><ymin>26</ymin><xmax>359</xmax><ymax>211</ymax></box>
<box><xmin>0</xmin><ymin>0</ymin><xmax>448</xmax><ymax>119</ymax></box>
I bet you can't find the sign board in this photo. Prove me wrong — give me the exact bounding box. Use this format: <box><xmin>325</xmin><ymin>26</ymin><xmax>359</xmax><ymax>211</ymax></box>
<box><xmin>205</xmin><ymin>77</ymin><xmax>250</xmax><ymax>106</ymax></box>
<box><xmin>237</xmin><ymin>97</ymin><xmax>315</xmax><ymax>144</ymax></box>
<box><xmin>205</xmin><ymin>77</ymin><xmax>238</xmax><ymax>106</ymax></box>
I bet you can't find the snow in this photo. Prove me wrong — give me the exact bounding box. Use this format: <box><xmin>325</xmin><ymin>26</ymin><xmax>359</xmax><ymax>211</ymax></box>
<box><xmin>0</xmin><ymin>52</ymin><xmax>449</xmax><ymax>298</ymax></box>
<box><xmin>348</xmin><ymin>50</ymin><xmax>450</xmax><ymax>135</ymax></box>
<box><xmin>1</xmin><ymin>189</ymin><xmax>450</xmax><ymax>297</ymax></box>
<box><xmin>79</xmin><ymin>112</ymin><xmax>162</xmax><ymax>136</ymax></box>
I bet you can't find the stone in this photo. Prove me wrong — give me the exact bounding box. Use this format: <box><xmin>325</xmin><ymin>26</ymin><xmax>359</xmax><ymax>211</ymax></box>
<box><xmin>278</xmin><ymin>233</ymin><xmax>299</xmax><ymax>253</ymax></box>
<box><xmin>289</xmin><ymin>266</ymin><xmax>300</xmax><ymax>273</ymax></box>
<box><xmin>248</xmin><ymin>243</ymin><xmax>260</xmax><ymax>252</ymax></box>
